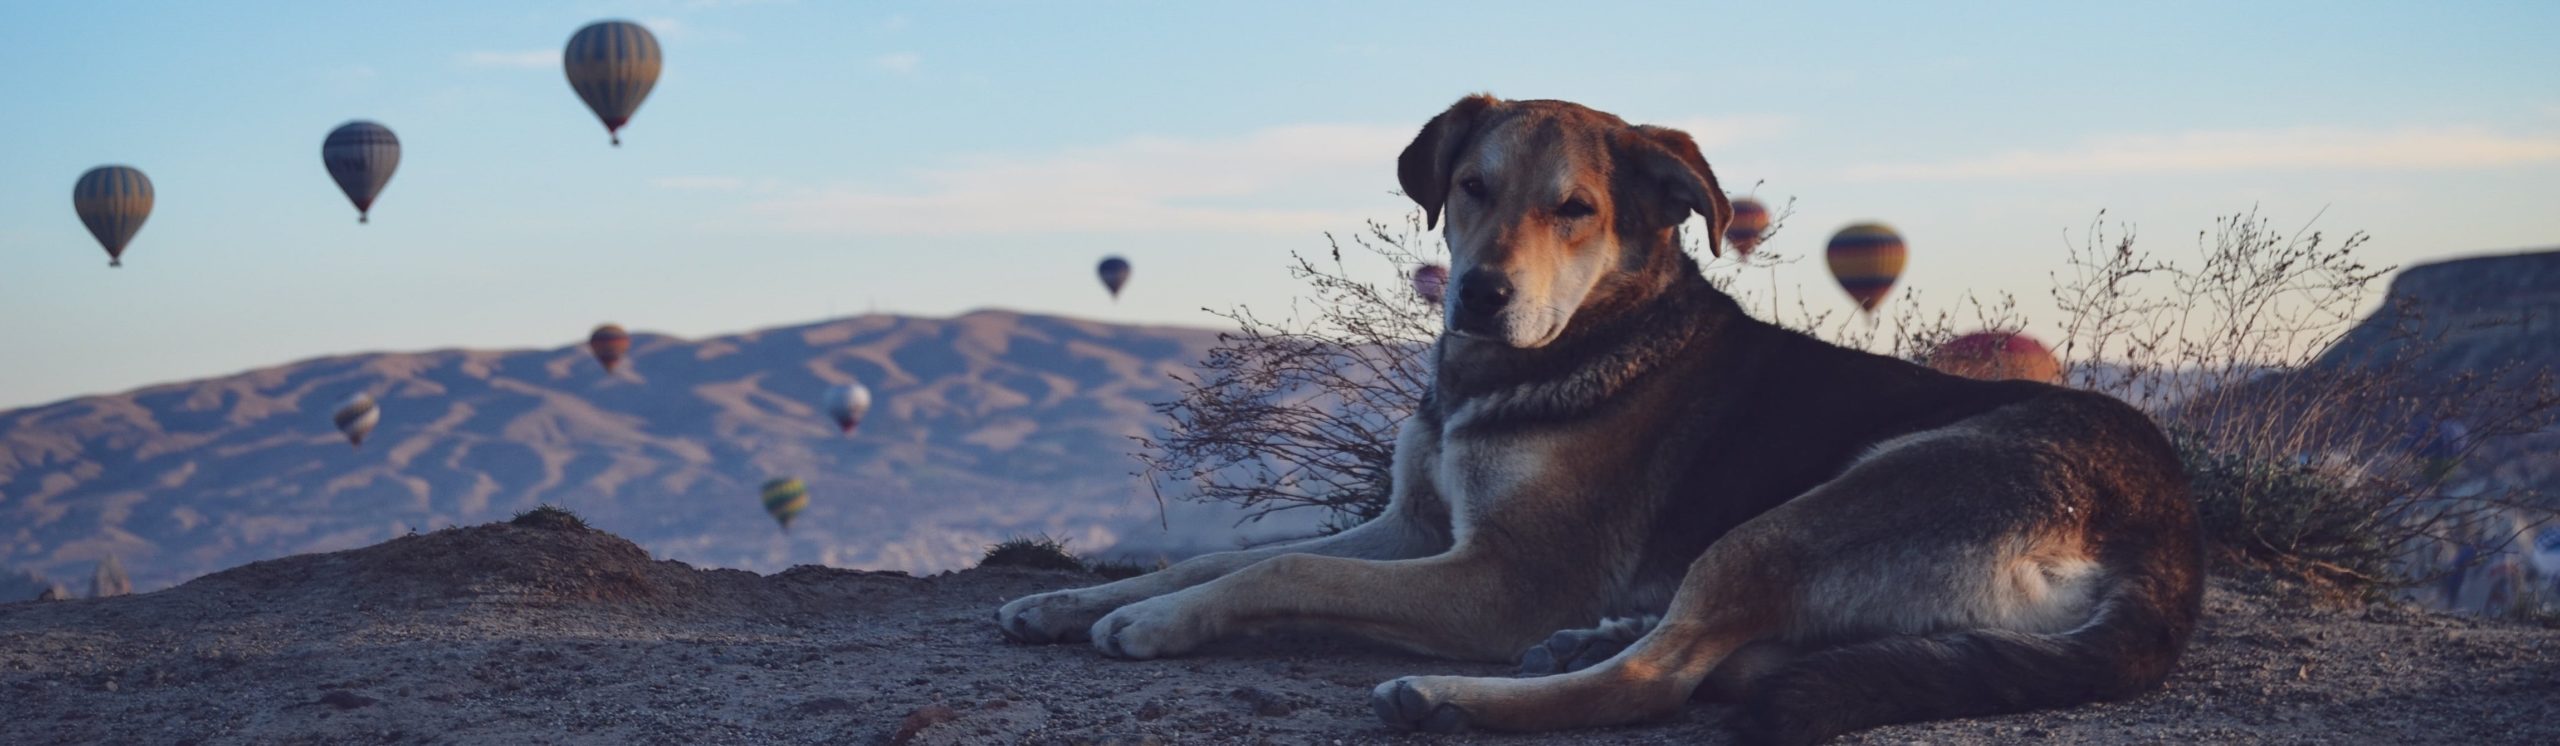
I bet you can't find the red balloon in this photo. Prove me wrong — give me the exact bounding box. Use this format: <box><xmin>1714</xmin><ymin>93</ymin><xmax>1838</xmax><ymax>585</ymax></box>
<box><xmin>589</xmin><ymin>324</ymin><xmax>632</xmax><ymax>372</ymax></box>
<box><xmin>1724</xmin><ymin>198</ymin><xmax>1770</xmax><ymax>257</ymax></box>
<box><xmin>1412</xmin><ymin>264</ymin><xmax>1448</xmax><ymax>305</ymax></box>
<box><xmin>1927</xmin><ymin>331</ymin><xmax>2062</xmax><ymax>384</ymax></box>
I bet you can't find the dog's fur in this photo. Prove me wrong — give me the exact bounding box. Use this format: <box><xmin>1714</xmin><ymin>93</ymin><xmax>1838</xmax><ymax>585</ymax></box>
<box><xmin>994</xmin><ymin>95</ymin><xmax>2203</xmax><ymax>744</ymax></box>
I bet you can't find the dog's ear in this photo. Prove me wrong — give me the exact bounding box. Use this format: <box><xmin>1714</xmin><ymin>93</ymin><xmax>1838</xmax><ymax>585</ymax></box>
<box><xmin>1398</xmin><ymin>94</ymin><xmax>1500</xmax><ymax>229</ymax></box>
<box><xmin>1627</xmin><ymin>125</ymin><xmax>1735</xmax><ymax>256</ymax></box>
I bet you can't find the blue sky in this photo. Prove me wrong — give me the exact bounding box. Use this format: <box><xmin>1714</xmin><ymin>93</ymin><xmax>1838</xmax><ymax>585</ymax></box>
<box><xmin>4</xmin><ymin>0</ymin><xmax>2556</xmax><ymax>409</ymax></box>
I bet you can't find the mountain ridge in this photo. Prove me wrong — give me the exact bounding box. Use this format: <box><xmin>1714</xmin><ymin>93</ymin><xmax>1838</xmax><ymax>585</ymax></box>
<box><xmin>1</xmin><ymin>308</ymin><xmax>1322</xmax><ymax>593</ymax></box>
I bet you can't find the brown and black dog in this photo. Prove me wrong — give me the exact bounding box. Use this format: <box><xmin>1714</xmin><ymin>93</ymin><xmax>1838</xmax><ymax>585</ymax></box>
<box><xmin>997</xmin><ymin>95</ymin><xmax>2202</xmax><ymax>744</ymax></box>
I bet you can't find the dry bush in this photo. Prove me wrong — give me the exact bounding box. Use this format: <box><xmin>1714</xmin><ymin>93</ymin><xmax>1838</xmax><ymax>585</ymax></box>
<box><xmin>509</xmin><ymin>504</ymin><xmax>590</xmax><ymax>532</ymax></box>
<box><xmin>979</xmin><ymin>535</ymin><xmax>1087</xmax><ymax>572</ymax></box>
<box><xmin>1136</xmin><ymin>202</ymin><xmax>2557</xmax><ymax>598</ymax></box>
<box><xmin>1131</xmin><ymin>212</ymin><xmax>1445</xmax><ymax>528</ymax></box>
<box><xmin>2049</xmin><ymin>209</ymin><xmax>2558</xmax><ymax>590</ymax></box>
<box><xmin>980</xmin><ymin>534</ymin><xmax>1155</xmax><ymax>578</ymax></box>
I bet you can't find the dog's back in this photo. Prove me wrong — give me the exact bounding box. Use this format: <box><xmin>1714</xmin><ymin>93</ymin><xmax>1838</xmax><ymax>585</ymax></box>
<box><xmin>1691</xmin><ymin>328</ymin><xmax>2203</xmax><ymax>741</ymax></box>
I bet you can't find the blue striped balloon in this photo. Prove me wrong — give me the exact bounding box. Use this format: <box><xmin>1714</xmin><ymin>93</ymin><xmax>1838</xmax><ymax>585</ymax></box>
<box><xmin>73</xmin><ymin>166</ymin><xmax>154</xmax><ymax>268</ymax></box>
<box><xmin>563</xmin><ymin>20</ymin><xmax>663</xmax><ymax>147</ymax></box>
<box><xmin>322</xmin><ymin>121</ymin><xmax>401</xmax><ymax>224</ymax></box>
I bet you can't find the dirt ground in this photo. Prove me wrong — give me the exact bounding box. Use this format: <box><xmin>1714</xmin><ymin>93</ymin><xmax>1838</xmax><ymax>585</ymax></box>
<box><xmin>2</xmin><ymin>517</ymin><xmax>2554</xmax><ymax>745</ymax></box>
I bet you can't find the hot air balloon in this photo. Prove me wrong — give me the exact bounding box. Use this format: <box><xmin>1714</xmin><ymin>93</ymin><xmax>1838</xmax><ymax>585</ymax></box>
<box><xmin>1926</xmin><ymin>331</ymin><xmax>2063</xmax><ymax>384</ymax></box>
<box><xmin>823</xmin><ymin>382</ymin><xmax>872</xmax><ymax>435</ymax></box>
<box><xmin>73</xmin><ymin>166</ymin><xmax>153</xmax><ymax>267</ymax></box>
<box><xmin>322</xmin><ymin>121</ymin><xmax>401</xmax><ymax>224</ymax></box>
<box><xmin>1097</xmin><ymin>256</ymin><xmax>1132</xmax><ymax>300</ymax></box>
<box><xmin>589</xmin><ymin>324</ymin><xmax>631</xmax><ymax>372</ymax></box>
<box><xmin>1825</xmin><ymin>222</ymin><xmax>1907</xmax><ymax>313</ymax></box>
<box><xmin>1412</xmin><ymin>263</ymin><xmax>1448</xmax><ymax>305</ymax></box>
<box><xmin>333</xmin><ymin>393</ymin><xmax>381</xmax><ymax>447</ymax></box>
<box><xmin>1724</xmin><ymin>198</ymin><xmax>1770</xmax><ymax>258</ymax></box>
<box><xmin>563</xmin><ymin>20</ymin><xmax>662</xmax><ymax>147</ymax></box>
<box><xmin>760</xmin><ymin>477</ymin><xmax>809</xmax><ymax>531</ymax></box>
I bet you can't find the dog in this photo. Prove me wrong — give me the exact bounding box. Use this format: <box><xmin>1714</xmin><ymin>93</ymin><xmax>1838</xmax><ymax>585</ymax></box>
<box><xmin>995</xmin><ymin>95</ymin><xmax>2203</xmax><ymax>744</ymax></box>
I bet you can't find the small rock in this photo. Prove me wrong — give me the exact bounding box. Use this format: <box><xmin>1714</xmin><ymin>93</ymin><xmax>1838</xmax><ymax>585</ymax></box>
<box><xmin>318</xmin><ymin>691</ymin><xmax>377</xmax><ymax>710</ymax></box>
<box><xmin>890</xmin><ymin>703</ymin><xmax>960</xmax><ymax>744</ymax></box>
<box><xmin>1134</xmin><ymin>700</ymin><xmax>1168</xmax><ymax>721</ymax></box>
<box><xmin>1229</xmin><ymin>686</ymin><xmax>1293</xmax><ymax>717</ymax></box>
<box><xmin>790</xmin><ymin>696</ymin><xmax>859</xmax><ymax>715</ymax></box>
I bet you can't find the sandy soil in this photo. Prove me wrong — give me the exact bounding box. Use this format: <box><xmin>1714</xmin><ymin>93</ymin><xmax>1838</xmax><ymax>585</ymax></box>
<box><xmin>2</xmin><ymin>517</ymin><xmax>2554</xmax><ymax>745</ymax></box>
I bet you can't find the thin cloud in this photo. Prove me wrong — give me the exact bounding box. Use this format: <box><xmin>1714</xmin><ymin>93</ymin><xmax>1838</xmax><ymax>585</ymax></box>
<box><xmin>639</xmin><ymin>17</ymin><xmax>690</xmax><ymax>41</ymax></box>
<box><xmin>876</xmin><ymin>52</ymin><xmax>920</xmax><ymax>75</ymax></box>
<box><xmin>457</xmin><ymin>50</ymin><xmax>553</xmax><ymax>70</ymax></box>
<box><xmin>322</xmin><ymin>65</ymin><xmax>379</xmax><ymax>83</ymax></box>
<box><xmin>1649</xmin><ymin>115</ymin><xmax>1796</xmax><ymax>150</ymax></box>
<box><xmin>745</xmin><ymin>116</ymin><xmax>1789</xmax><ymax>237</ymax></box>
<box><xmin>651</xmin><ymin>176</ymin><xmax>748</xmax><ymax>191</ymax></box>
<box><xmin>749</xmin><ymin>124</ymin><xmax>1406</xmax><ymax>236</ymax></box>
<box><xmin>1849</xmin><ymin>127</ymin><xmax>2560</xmax><ymax>181</ymax></box>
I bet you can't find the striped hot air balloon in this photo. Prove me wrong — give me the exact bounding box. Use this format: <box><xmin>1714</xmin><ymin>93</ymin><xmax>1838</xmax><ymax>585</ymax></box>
<box><xmin>589</xmin><ymin>324</ymin><xmax>632</xmax><ymax>372</ymax></box>
<box><xmin>823</xmin><ymin>382</ymin><xmax>871</xmax><ymax>435</ymax></box>
<box><xmin>333</xmin><ymin>393</ymin><xmax>381</xmax><ymax>447</ymax></box>
<box><xmin>1926</xmin><ymin>331</ymin><xmax>2063</xmax><ymax>384</ymax></box>
<box><xmin>1412</xmin><ymin>263</ymin><xmax>1448</xmax><ymax>305</ymax></box>
<box><xmin>563</xmin><ymin>20</ymin><xmax>662</xmax><ymax>147</ymax></box>
<box><xmin>1097</xmin><ymin>256</ymin><xmax>1132</xmax><ymax>300</ymax></box>
<box><xmin>322</xmin><ymin>121</ymin><xmax>401</xmax><ymax>224</ymax></box>
<box><xmin>760</xmin><ymin>477</ymin><xmax>809</xmax><ymax>531</ymax></box>
<box><xmin>73</xmin><ymin>166</ymin><xmax>154</xmax><ymax>268</ymax></box>
<box><xmin>1825</xmin><ymin>222</ymin><xmax>1907</xmax><ymax>313</ymax></box>
<box><xmin>1724</xmin><ymin>198</ymin><xmax>1770</xmax><ymax>258</ymax></box>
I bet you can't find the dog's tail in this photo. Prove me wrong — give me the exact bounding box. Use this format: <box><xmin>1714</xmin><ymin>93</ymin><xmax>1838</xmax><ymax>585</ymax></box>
<box><xmin>1735</xmin><ymin>574</ymin><xmax>2199</xmax><ymax>746</ymax></box>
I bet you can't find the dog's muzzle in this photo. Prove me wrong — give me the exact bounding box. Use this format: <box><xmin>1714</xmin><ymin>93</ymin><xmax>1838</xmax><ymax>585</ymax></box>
<box><xmin>1451</xmin><ymin>268</ymin><xmax>1514</xmax><ymax>338</ymax></box>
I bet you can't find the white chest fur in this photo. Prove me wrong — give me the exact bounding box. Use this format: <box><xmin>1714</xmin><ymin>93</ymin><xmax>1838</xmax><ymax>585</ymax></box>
<box><xmin>1429</xmin><ymin>412</ymin><xmax>1559</xmax><ymax>543</ymax></box>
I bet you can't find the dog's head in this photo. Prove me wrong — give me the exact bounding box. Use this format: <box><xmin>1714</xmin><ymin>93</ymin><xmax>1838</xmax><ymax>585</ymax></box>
<box><xmin>1399</xmin><ymin>95</ymin><xmax>1732</xmax><ymax>348</ymax></box>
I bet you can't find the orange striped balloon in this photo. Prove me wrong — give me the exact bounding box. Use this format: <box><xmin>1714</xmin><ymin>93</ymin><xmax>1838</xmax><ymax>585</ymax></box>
<box><xmin>74</xmin><ymin>166</ymin><xmax>154</xmax><ymax>268</ymax></box>
<box><xmin>1825</xmin><ymin>222</ymin><xmax>1906</xmax><ymax>312</ymax></box>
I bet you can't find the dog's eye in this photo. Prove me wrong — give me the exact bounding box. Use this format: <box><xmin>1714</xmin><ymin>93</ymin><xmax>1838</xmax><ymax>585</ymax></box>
<box><xmin>1459</xmin><ymin>177</ymin><xmax>1488</xmax><ymax>200</ymax></box>
<box><xmin>1556</xmin><ymin>198</ymin><xmax>1596</xmax><ymax>219</ymax></box>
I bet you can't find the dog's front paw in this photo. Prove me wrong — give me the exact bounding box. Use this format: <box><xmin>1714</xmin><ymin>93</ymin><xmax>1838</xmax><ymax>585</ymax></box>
<box><xmin>1372</xmin><ymin>677</ymin><xmax>1475</xmax><ymax>733</ymax></box>
<box><xmin>1090</xmin><ymin>596</ymin><xmax>1207</xmax><ymax>660</ymax></box>
<box><xmin>994</xmin><ymin>589</ymin><xmax>1115</xmax><ymax>644</ymax></box>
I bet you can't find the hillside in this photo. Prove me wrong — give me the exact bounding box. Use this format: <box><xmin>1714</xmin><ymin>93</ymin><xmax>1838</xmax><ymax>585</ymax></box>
<box><xmin>2315</xmin><ymin>247</ymin><xmax>2560</xmax><ymax>380</ymax></box>
<box><xmin>0</xmin><ymin>310</ymin><xmax>1323</xmax><ymax>593</ymax></box>
<box><xmin>2312</xmin><ymin>247</ymin><xmax>2560</xmax><ymax>498</ymax></box>
<box><xmin>2</xmin><ymin>518</ymin><xmax>2553</xmax><ymax>744</ymax></box>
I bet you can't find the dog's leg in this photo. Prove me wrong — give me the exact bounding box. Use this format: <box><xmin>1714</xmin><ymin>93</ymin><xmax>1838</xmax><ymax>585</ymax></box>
<box><xmin>1087</xmin><ymin>546</ymin><xmax>1567</xmax><ymax>662</ymax></box>
<box><xmin>1518</xmin><ymin>618</ymin><xmax>1796</xmax><ymax>702</ymax></box>
<box><xmin>1516</xmin><ymin>616</ymin><xmax>1656</xmax><ymax>676</ymax></box>
<box><xmin>1374</xmin><ymin>523</ymin><xmax>1803</xmax><ymax>732</ymax></box>
<box><xmin>998</xmin><ymin>413</ymin><xmax>1450</xmax><ymax>643</ymax></box>
<box><xmin>995</xmin><ymin>509</ymin><xmax>1446</xmax><ymax>643</ymax></box>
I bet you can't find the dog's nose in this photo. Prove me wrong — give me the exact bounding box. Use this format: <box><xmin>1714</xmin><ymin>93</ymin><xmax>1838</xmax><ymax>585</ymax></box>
<box><xmin>1456</xmin><ymin>268</ymin><xmax>1513</xmax><ymax>323</ymax></box>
